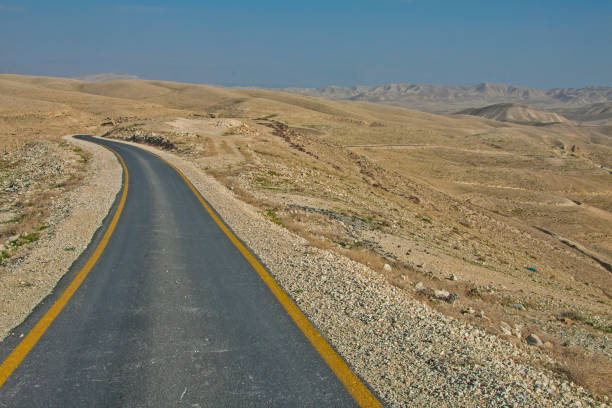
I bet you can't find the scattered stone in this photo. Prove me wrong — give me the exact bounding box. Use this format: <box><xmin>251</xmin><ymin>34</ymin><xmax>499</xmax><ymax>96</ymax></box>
<box><xmin>476</xmin><ymin>309</ymin><xmax>486</xmax><ymax>318</ymax></box>
<box><xmin>509</xmin><ymin>303</ymin><xmax>525</xmax><ymax>311</ymax></box>
<box><xmin>383</xmin><ymin>263</ymin><xmax>392</xmax><ymax>272</ymax></box>
<box><xmin>448</xmin><ymin>274</ymin><xmax>457</xmax><ymax>281</ymax></box>
<box><xmin>462</xmin><ymin>307</ymin><xmax>475</xmax><ymax>315</ymax></box>
<box><xmin>526</xmin><ymin>333</ymin><xmax>543</xmax><ymax>346</ymax></box>
<box><xmin>500</xmin><ymin>321</ymin><xmax>513</xmax><ymax>336</ymax></box>
<box><xmin>414</xmin><ymin>281</ymin><xmax>424</xmax><ymax>291</ymax></box>
<box><xmin>446</xmin><ymin>293</ymin><xmax>459</xmax><ymax>303</ymax></box>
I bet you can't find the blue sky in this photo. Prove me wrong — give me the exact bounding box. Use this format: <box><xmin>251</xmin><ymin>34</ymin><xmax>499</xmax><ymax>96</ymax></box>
<box><xmin>1</xmin><ymin>1</ymin><xmax>611</xmax><ymax>88</ymax></box>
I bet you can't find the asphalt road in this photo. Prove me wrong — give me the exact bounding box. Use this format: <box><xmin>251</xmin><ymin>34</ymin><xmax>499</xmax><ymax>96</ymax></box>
<box><xmin>0</xmin><ymin>137</ymin><xmax>363</xmax><ymax>407</ymax></box>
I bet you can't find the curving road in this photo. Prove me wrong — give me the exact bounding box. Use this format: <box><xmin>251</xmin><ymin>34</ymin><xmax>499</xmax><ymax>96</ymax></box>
<box><xmin>0</xmin><ymin>136</ymin><xmax>376</xmax><ymax>407</ymax></box>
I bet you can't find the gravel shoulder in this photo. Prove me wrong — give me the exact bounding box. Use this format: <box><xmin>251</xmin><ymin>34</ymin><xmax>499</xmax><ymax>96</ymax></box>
<box><xmin>0</xmin><ymin>136</ymin><xmax>121</xmax><ymax>340</ymax></box>
<box><xmin>103</xmin><ymin>136</ymin><xmax>606</xmax><ymax>407</ymax></box>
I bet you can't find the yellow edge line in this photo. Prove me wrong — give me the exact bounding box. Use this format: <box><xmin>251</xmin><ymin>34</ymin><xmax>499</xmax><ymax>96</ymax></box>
<box><xmin>155</xmin><ymin>154</ymin><xmax>383</xmax><ymax>408</ymax></box>
<box><xmin>0</xmin><ymin>143</ymin><xmax>129</xmax><ymax>389</ymax></box>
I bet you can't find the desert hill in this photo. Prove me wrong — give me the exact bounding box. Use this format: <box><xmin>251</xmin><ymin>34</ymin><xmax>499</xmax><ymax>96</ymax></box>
<box><xmin>561</xmin><ymin>102</ymin><xmax>612</xmax><ymax>124</ymax></box>
<box><xmin>457</xmin><ymin>103</ymin><xmax>570</xmax><ymax>124</ymax></box>
<box><xmin>77</xmin><ymin>73</ymin><xmax>141</xmax><ymax>82</ymax></box>
<box><xmin>282</xmin><ymin>82</ymin><xmax>612</xmax><ymax>114</ymax></box>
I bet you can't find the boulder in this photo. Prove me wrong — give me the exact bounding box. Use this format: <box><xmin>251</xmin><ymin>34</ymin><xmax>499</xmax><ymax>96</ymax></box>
<box><xmin>526</xmin><ymin>333</ymin><xmax>543</xmax><ymax>346</ymax></box>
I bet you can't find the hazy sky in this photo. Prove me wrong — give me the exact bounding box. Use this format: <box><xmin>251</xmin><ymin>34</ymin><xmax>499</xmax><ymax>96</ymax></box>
<box><xmin>1</xmin><ymin>0</ymin><xmax>611</xmax><ymax>88</ymax></box>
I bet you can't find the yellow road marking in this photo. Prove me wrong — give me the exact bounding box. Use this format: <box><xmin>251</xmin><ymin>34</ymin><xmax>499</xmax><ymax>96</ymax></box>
<box><xmin>155</xmin><ymin>154</ymin><xmax>383</xmax><ymax>408</ymax></box>
<box><xmin>0</xmin><ymin>143</ymin><xmax>129</xmax><ymax>389</ymax></box>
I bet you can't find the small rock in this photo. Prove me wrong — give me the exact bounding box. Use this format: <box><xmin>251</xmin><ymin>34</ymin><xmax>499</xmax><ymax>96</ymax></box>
<box><xmin>526</xmin><ymin>333</ymin><xmax>543</xmax><ymax>346</ymax></box>
<box><xmin>462</xmin><ymin>307</ymin><xmax>475</xmax><ymax>315</ymax></box>
<box><xmin>383</xmin><ymin>263</ymin><xmax>392</xmax><ymax>272</ymax></box>
<box><xmin>414</xmin><ymin>281</ymin><xmax>424</xmax><ymax>291</ymax></box>
<box><xmin>562</xmin><ymin>340</ymin><xmax>571</xmax><ymax>347</ymax></box>
<box><xmin>509</xmin><ymin>303</ymin><xmax>525</xmax><ymax>311</ymax></box>
<box><xmin>448</xmin><ymin>274</ymin><xmax>457</xmax><ymax>281</ymax></box>
<box><xmin>7</xmin><ymin>234</ymin><xmax>20</xmax><ymax>243</ymax></box>
<box><xmin>500</xmin><ymin>321</ymin><xmax>513</xmax><ymax>336</ymax></box>
<box><xmin>476</xmin><ymin>309</ymin><xmax>486</xmax><ymax>318</ymax></box>
<box><xmin>434</xmin><ymin>289</ymin><xmax>450</xmax><ymax>299</ymax></box>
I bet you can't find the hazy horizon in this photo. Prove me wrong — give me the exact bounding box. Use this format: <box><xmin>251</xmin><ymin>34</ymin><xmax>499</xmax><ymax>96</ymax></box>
<box><xmin>1</xmin><ymin>0</ymin><xmax>611</xmax><ymax>89</ymax></box>
<box><xmin>65</xmin><ymin>74</ymin><xmax>612</xmax><ymax>91</ymax></box>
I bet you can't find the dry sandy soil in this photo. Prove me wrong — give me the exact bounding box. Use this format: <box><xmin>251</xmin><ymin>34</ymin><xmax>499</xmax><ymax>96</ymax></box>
<box><xmin>0</xmin><ymin>74</ymin><xmax>611</xmax><ymax>400</ymax></box>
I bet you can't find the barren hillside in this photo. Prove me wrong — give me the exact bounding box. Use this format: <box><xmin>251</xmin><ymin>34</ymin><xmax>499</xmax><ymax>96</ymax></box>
<box><xmin>1</xmin><ymin>74</ymin><xmax>611</xmax><ymax>399</ymax></box>
<box><xmin>458</xmin><ymin>103</ymin><xmax>570</xmax><ymax>124</ymax></box>
<box><xmin>562</xmin><ymin>102</ymin><xmax>612</xmax><ymax>124</ymax></box>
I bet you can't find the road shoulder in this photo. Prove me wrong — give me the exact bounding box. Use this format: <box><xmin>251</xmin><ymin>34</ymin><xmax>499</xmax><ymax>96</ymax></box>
<box><xmin>0</xmin><ymin>136</ymin><xmax>121</xmax><ymax>340</ymax></box>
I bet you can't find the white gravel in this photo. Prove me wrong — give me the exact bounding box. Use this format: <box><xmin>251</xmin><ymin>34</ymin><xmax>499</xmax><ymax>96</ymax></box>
<box><xmin>112</xmin><ymin>138</ymin><xmax>605</xmax><ymax>407</ymax></box>
<box><xmin>0</xmin><ymin>136</ymin><xmax>121</xmax><ymax>340</ymax></box>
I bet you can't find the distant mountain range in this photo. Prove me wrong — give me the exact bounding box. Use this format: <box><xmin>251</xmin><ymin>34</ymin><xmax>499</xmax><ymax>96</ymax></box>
<box><xmin>73</xmin><ymin>76</ymin><xmax>612</xmax><ymax>124</ymax></box>
<box><xmin>281</xmin><ymin>83</ymin><xmax>612</xmax><ymax>116</ymax></box>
